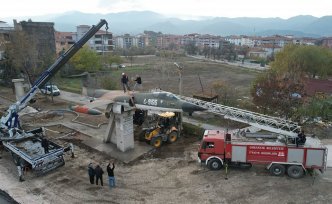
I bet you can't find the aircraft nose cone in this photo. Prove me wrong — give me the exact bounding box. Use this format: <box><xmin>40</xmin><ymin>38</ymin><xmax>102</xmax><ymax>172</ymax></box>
<box><xmin>182</xmin><ymin>102</ymin><xmax>206</xmax><ymax>113</ymax></box>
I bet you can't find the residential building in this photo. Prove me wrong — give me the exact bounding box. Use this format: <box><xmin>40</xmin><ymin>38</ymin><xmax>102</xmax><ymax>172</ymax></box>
<box><xmin>248</xmin><ymin>47</ymin><xmax>268</xmax><ymax>59</ymax></box>
<box><xmin>261</xmin><ymin>44</ymin><xmax>282</xmax><ymax>57</ymax></box>
<box><xmin>156</xmin><ymin>34</ymin><xmax>181</xmax><ymax>49</ymax></box>
<box><xmin>14</xmin><ymin>19</ymin><xmax>56</xmax><ymax>63</ymax></box>
<box><xmin>0</xmin><ymin>21</ymin><xmax>14</xmax><ymax>60</ymax></box>
<box><xmin>292</xmin><ymin>37</ymin><xmax>316</xmax><ymax>46</ymax></box>
<box><xmin>321</xmin><ymin>37</ymin><xmax>332</xmax><ymax>48</ymax></box>
<box><xmin>257</xmin><ymin>35</ymin><xmax>292</xmax><ymax>48</ymax></box>
<box><xmin>73</xmin><ymin>25</ymin><xmax>113</xmax><ymax>53</ymax></box>
<box><xmin>195</xmin><ymin>34</ymin><xmax>221</xmax><ymax>48</ymax></box>
<box><xmin>54</xmin><ymin>31</ymin><xmax>75</xmax><ymax>55</ymax></box>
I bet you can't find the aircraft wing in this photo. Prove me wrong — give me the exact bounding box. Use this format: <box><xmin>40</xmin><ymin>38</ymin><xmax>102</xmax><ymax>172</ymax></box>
<box><xmin>84</xmin><ymin>99</ymin><xmax>114</xmax><ymax>109</ymax></box>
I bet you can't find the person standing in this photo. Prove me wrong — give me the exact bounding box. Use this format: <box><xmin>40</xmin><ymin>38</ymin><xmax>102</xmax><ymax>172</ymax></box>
<box><xmin>41</xmin><ymin>137</ymin><xmax>49</xmax><ymax>154</ymax></box>
<box><xmin>121</xmin><ymin>73</ymin><xmax>130</xmax><ymax>93</ymax></box>
<box><xmin>107</xmin><ymin>162</ymin><xmax>116</xmax><ymax>188</ymax></box>
<box><xmin>95</xmin><ymin>164</ymin><xmax>104</xmax><ymax>186</ymax></box>
<box><xmin>17</xmin><ymin>157</ymin><xmax>25</xmax><ymax>182</ymax></box>
<box><xmin>133</xmin><ymin>75</ymin><xmax>142</xmax><ymax>91</ymax></box>
<box><xmin>88</xmin><ymin>163</ymin><xmax>95</xmax><ymax>184</ymax></box>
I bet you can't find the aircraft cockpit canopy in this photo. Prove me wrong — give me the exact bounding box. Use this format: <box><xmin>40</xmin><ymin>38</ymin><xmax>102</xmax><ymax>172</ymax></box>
<box><xmin>154</xmin><ymin>92</ymin><xmax>180</xmax><ymax>100</ymax></box>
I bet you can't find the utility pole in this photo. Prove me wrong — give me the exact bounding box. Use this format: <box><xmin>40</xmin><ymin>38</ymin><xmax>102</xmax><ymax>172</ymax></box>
<box><xmin>174</xmin><ymin>62</ymin><xmax>183</xmax><ymax>95</ymax></box>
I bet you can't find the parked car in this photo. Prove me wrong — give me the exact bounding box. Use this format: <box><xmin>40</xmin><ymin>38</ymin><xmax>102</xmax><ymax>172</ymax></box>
<box><xmin>119</xmin><ymin>64</ymin><xmax>126</xmax><ymax>68</ymax></box>
<box><xmin>40</xmin><ymin>85</ymin><xmax>60</xmax><ymax>96</ymax></box>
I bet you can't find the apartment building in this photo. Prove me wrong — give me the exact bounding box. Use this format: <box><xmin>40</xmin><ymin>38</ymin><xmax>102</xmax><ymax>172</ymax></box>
<box><xmin>0</xmin><ymin>21</ymin><xmax>14</xmax><ymax>60</ymax></box>
<box><xmin>224</xmin><ymin>35</ymin><xmax>255</xmax><ymax>47</ymax></box>
<box><xmin>113</xmin><ymin>34</ymin><xmax>139</xmax><ymax>49</ymax></box>
<box><xmin>14</xmin><ymin>19</ymin><xmax>56</xmax><ymax>63</ymax></box>
<box><xmin>156</xmin><ymin>34</ymin><xmax>181</xmax><ymax>49</ymax></box>
<box><xmin>73</xmin><ymin>25</ymin><xmax>113</xmax><ymax>53</ymax></box>
<box><xmin>321</xmin><ymin>37</ymin><xmax>332</xmax><ymax>48</ymax></box>
<box><xmin>55</xmin><ymin>31</ymin><xmax>75</xmax><ymax>54</ymax></box>
<box><xmin>292</xmin><ymin>37</ymin><xmax>316</xmax><ymax>46</ymax></box>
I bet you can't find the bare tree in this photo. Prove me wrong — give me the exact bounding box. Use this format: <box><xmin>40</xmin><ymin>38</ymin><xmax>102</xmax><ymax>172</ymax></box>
<box><xmin>5</xmin><ymin>30</ymin><xmax>38</xmax><ymax>85</ymax></box>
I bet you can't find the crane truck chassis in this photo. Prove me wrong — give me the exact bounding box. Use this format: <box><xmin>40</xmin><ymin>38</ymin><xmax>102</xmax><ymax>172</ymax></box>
<box><xmin>0</xmin><ymin>19</ymin><xmax>109</xmax><ymax>180</ymax></box>
<box><xmin>198</xmin><ymin>130</ymin><xmax>327</xmax><ymax>179</ymax></box>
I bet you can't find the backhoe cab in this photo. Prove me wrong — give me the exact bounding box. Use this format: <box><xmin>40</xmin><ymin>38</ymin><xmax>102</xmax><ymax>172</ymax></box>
<box><xmin>143</xmin><ymin>112</ymin><xmax>180</xmax><ymax>148</ymax></box>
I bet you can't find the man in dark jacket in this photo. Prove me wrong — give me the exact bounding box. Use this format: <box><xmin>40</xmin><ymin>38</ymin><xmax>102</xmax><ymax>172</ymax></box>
<box><xmin>121</xmin><ymin>73</ymin><xmax>130</xmax><ymax>93</ymax></box>
<box><xmin>107</xmin><ymin>162</ymin><xmax>116</xmax><ymax>188</ymax></box>
<box><xmin>41</xmin><ymin>137</ymin><xmax>49</xmax><ymax>154</ymax></box>
<box><xmin>133</xmin><ymin>75</ymin><xmax>142</xmax><ymax>91</ymax></box>
<box><xmin>88</xmin><ymin>163</ymin><xmax>95</xmax><ymax>184</ymax></box>
<box><xmin>95</xmin><ymin>164</ymin><xmax>104</xmax><ymax>186</ymax></box>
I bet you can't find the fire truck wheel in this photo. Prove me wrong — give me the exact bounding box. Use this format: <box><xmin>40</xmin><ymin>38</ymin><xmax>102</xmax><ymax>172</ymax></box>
<box><xmin>150</xmin><ymin>136</ymin><xmax>162</xmax><ymax>148</ymax></box>
<box><xmin>287</xmin><ymin>165</ymin><xmax>304</xmax><ymax>179</ymax></box>
<box><xmin>269</xmin><ymin>164</ymin><xmax>285</xmax><ymax>176</ymax></box>
<box><xmin>208</xmin><ymin>158</ymin><xmax>223</xmax><ymax>170</ymax></box>
<box><xmin>167</xmin><ymin>131</ymin><xmax>178</xmax><ymax>143</ymax></box>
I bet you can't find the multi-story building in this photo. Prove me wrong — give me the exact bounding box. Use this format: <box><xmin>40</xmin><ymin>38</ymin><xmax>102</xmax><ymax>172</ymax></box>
<box><xmin>54</xmin><ymin>31</ymin><xmax>75</xmax><ymax>55</ymax></box>
<box><xmin>136</xmin><ymin>34</ymin><xmax>150</xmax><ymax>48</ymax></box>
<box><xmin>292</xmin><ymin>37</ymin><xmax>316</xmax><ymax>46</ymax></box>
<box><xmin>114</xmin><ymin>34</ymin><xmax>142</xmax><ymax>49</ymax></box>
<box><xmin>0</xmin><ymin>21</ymin><xmax>14</xmax><ymax>60</ymax></box>
<box><xmin>321</xmin><ymin>37</ymin><xmax>332</xmax><ymax>48</ymax></box>
<box><xmin>14</xmin><ymin>19</ymin><xmax>56</xmax><ymax>65</ymax></box>
<box><xmin>195</xmin><ymin>34</ymin><xmax>221</xmax><ymax>48</ymax></box>
<box><xmin>180</xmin><ymin>33</ymin><xmax>200</xmax><ymax>46</ymax></box>
<box><xmin>156</xmin><ymin>34</ymin><xmax>181</xmax><ymax>49</ymax></box>
<box><xmin>73</xmin><ymin>25</ymin><xmax>113</xmax><ymax>53</ymax></box>
<box><xmin>257</xmin><ymin>35</ymin><xmax>292</xmax><ymax>48</ymax></box>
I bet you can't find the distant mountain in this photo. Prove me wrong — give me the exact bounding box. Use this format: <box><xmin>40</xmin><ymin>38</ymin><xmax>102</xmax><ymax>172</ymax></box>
<box><xmin>4</xmin><ymin>11</ymin><xmax>332</xmax><ymax>37</ymax></box>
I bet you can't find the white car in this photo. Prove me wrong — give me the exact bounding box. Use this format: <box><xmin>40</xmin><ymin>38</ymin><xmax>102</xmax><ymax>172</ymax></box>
<box><xmin>40</xmin><ymin>85</ymin><xmax>60</xmax><ymax>96</ymax></box>
<box><xmin>119</xmin><ymin>64</ymin><xmax>126</xmax><ymax>68</ymax></box>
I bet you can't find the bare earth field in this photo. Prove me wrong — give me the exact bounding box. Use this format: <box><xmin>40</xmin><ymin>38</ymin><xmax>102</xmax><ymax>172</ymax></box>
<box><xmin>107</xmin><ymin>56</ymin><xmax>258</xmax><ymax>97</ymax></box>
<box><xmin>1</xmin><ymin>57</ymin><xmax>332</xmax><ymax>204</ymax></box>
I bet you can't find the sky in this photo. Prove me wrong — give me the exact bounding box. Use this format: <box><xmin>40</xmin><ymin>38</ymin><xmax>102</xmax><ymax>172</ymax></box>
<box><xmin>1</xmin><ymin>0</ymin><xmax>331</xmax><ymax>20</ymax></box>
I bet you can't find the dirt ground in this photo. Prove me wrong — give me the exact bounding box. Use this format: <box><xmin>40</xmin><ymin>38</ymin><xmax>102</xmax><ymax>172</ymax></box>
<box><xmin>0</xmin><ymin>91</ymin><xmax>331</xmax><ymax>204</ymax></box>
<box><xmin>1</xmin><ymin>57</ymin><xmax>332</xmax><ymax>203</ymax></box>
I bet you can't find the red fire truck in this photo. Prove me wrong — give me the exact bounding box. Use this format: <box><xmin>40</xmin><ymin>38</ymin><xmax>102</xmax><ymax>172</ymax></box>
<box><xmin>198</xmin><ymin>130</ymin><xmax>327</xmax><ymax>179</ymax></box>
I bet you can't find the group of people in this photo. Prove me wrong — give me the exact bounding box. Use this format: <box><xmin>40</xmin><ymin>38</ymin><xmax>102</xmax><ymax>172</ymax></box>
<box><xmin>121</xmin><ymin>73</ymin><xmax>142</xmax><ymax>93</ymax></box>
<box><xmin>88</xmin><ymin>162</ymin><xmax>116</xmax><ymax>188</ymax></box>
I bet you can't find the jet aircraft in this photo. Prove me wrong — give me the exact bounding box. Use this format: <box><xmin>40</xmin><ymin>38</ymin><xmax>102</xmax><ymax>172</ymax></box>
<box><xmin>73</xmin><ymin>89</ymin><xmax>206</xmax><ymax>116</ymax></box>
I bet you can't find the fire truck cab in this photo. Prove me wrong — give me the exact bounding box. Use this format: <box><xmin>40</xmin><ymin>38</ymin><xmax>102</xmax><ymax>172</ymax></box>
<box><xmin>198</xmin><ymin>130</ymin><xmax>327</xmax><ymax>179</ymax></box>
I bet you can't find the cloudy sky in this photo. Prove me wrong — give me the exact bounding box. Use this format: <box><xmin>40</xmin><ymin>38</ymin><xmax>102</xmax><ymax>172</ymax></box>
<box><xmin>1</xmin><ymin>0</ymin><xmax>331</xmax><ymax>19</ymax></box>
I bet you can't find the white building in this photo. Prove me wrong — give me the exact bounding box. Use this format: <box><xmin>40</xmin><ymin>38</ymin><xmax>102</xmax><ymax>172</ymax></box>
<box><xmin>73</xmin><ymin>25</ymin><xmax>113</xmax><ymax>53</ymax></box>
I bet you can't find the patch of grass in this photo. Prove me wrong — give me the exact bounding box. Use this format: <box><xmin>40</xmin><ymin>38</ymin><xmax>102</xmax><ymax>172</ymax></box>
<box><xmin>183</xmin><ymin>122</ymin><xmax>205</xmax><ymax>139</ymax></box>
<box><xmin>54</xmin><ymin>78</ymin><xmax>82</xmax><ymax>94</ymax></box>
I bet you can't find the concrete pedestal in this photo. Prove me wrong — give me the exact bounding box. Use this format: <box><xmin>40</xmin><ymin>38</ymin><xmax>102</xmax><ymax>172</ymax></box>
<box><xmin>104</xmin><ymin>108</ymin><xmax>135</xmax><ymax>152</ymax></box>
<box><xmin>12</xmin><ymin>79</ymin><xmax>25</xmax><ymax>101</ymax></box>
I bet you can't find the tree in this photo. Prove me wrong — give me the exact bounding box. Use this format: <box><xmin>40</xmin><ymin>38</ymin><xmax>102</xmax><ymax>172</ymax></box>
<box><xmin>251</xmin><ymin>70</ymin><xmax>304</xmax><ymax>117</ymax></box>
<box><xmin>4</xmin><ymin>30</ymin><xmax>39</xmax><ymax>85</ymax></box>
<box><xmin>251</xmin><ymin>44</ymin><xmax>332</xmax><ymax>119</ymax></box>
<box><xmin>69</xmin><ymin>45</ymin><xmax>102</xmax><ymax>72</ymax></box>
<box><xmin>184</xmin><ymin>41</ymin><xmax>198</xmax><ymax>55</ymax></box>
<box><xmin>212</xmin><ymin>80</ymin><xmax>237</xmax><ymax>106</ymax></box>
<box><xmin>101</xmin><ymin>53</ymin><xmax>122</xmax><ymax>67</ymax></box>
<box><xmin>298</xmin><ymin>96</ymin><xmax>332</xmax><ymax>122</ymax></box>
<box><xmin>271</xmin><ymin>44</ymin><xmax>332</xmax><ymax>79</ymax></box>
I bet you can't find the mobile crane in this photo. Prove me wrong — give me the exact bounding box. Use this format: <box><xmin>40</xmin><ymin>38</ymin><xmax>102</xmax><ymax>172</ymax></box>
<box><xmin>0</xmin><ymin>19</ymin><xmax>108</xmax><ymax>179</ymax></box>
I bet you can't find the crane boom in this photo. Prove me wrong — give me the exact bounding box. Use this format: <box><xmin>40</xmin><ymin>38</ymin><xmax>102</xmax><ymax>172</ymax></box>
<box><xmin>1</xmin><ymin>19</ymin><xmax>108</xmax><ymax>131</ymax></box>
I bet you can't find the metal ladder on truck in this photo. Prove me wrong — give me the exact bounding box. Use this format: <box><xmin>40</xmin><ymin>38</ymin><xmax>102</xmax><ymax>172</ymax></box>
<box><xmin>0</xmin><ymin>19</ymin><xmax>109</xmax><ymax>177</ymax></box>
<box><xmin>176</xmin><ymin>95</ymin><xmax>301</xmax><ymax>138</ymax></box>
